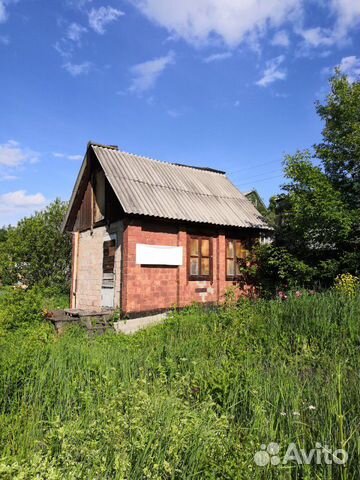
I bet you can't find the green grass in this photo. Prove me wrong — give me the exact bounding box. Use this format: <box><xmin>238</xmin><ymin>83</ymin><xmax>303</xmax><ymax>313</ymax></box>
<box><xmin>0</xmin><ymin>291</ymin><xmax>360</xmax><ymax>479</ymax></box>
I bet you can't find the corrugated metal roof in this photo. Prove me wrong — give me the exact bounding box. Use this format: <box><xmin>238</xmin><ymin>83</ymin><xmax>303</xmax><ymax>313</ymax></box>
<box><xmin>90</xmin><ymin>144</ymin><xmax>270</xmax><ymax>230</ymax></box>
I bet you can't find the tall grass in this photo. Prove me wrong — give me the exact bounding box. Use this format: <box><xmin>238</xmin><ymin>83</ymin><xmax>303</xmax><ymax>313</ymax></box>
<box><xmin>0</xmin><ymin>291</ymin><xmax>359</xmax><ymax>479</ymax></box>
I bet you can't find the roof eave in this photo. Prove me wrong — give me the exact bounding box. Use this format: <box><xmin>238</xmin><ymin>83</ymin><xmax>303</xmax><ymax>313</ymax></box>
<box><xmin>61</xmin><ymin>148</ymin><xmax>90</xmax><ymax>233</ymax></box>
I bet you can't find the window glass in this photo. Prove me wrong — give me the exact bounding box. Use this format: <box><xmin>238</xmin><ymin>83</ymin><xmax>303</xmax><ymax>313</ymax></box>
<box><xmin>201</xmin><ymin>239</ymin><xmax>210</xmax><ymax>257</ymax></box>
<box><xmin>201</xmin><ymin>257</ymin><xmax>210</xmax><ymax>276</ymax></box>
<box><xmin>189</xmin><ymin>236</ymin><xmax>211</xmax><ymax>279</ymax></box>
<box><xmin>190</xmin><ymin>238</ymin><xmax>199</xmax><ymax>256</ymax></box>
<box><xmin>227</xmin><ymin>259</ymin><xmax>234</xmax><ymax>276</ymax></box>
<box><xmin>190</xmin><ymin>257</ymin><xmax>199</xmax><ymax>276</ymax></box>
<box><xmin>227</xmin><ymin>239</ymin><xmax>249</xmax><ymax>277</ymax></box>
<box><xmin>226</xmin><ymin>240</ymin><xmax>234</xmax><ymax>258</ymax></box>
<box><xmin>235</xmin><ymin>241</ymin><xmax>243</xmax><ymax>258</ymax></box>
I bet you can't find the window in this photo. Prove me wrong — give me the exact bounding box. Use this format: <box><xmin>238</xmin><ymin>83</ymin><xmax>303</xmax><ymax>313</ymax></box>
<box><xmin>226</xmin><ymin>239</ymin><xmax>248</xmax><ymax>279</ymax></box>
<box><xmin>102</xmin><ymin>239</ymin><xmax>116</xmax><ymax>288</ymax></box>
<box><xmin>188</xmin><ymin>236</ymin><xmax>212</xmax><ymax>280</ymax></box>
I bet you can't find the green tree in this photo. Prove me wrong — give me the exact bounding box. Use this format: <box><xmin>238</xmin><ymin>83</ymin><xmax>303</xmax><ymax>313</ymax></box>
<box><xmin>258</xmin><ymin>73</ymin><xmax>360</xmax><ymax>290</ymax></box>
<box><xmin>0</xmin><ymin>227</ymin><xmax>8</xmax><ymax>243</ymax></box>
<box><xmin>0</xmin><ymin>199</ymin><xmax>71</xmax><ymax>290</ymax></box>
<box><xmin>315</xmin><ymin>72</ymin><xmax>360</xmax><ymax>209</ymax></box>
<box><xmin>281</xmin><ymin>150</ymin><xmax>353</xmax><ymax>257</ymax></box>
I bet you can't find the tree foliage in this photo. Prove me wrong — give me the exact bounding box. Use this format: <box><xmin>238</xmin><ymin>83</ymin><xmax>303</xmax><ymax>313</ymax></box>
<box><xmin>315</xmin><ymin>72</ymin><xmax>360</xmax><ymax>209</ymax></box>
<box><xmin>258</xmin><ymin>72</ymin><xmax>360</xmax><ymax>291</ymax></box>
<box><xmin>0</xmin><ymin>199</ymin><xmax>71</xmax><ymax>291</ymax></box>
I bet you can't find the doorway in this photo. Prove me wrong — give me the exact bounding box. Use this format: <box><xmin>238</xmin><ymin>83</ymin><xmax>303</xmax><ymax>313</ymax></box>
<box><xmin>101</xmin><ymin>233</ymin><xmax>117</xmax><ymax>308</ymax></box>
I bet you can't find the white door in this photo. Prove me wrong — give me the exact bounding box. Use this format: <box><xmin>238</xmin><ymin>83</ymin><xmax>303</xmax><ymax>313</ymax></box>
<box><xmin>101</xmin><ymin>234</ymin><xmax>116</xmax><ymax>308</ymax></box>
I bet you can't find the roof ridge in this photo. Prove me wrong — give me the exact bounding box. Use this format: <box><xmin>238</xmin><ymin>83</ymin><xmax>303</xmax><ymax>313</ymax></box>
<box><xmin>89</xmin><ymin>141</ymin><xmax>119</xmax><ymax>150</ymax></box>
<box><xmin>94</xmin><ymin>145</ymin><xmax>226</xmax><ymax>176</ymax></box>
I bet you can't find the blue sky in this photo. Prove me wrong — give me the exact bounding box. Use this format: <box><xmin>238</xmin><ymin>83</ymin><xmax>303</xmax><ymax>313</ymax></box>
<box><xmin>0</xmin><ymin>0</ymin><xmax>359</xmax><ymax>225</ymax></box>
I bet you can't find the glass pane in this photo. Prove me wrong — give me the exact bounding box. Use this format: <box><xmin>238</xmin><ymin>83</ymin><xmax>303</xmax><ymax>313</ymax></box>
<box><xmin>201</xmin><ymin>239</ymin><xmax>210</xmax><ymax>257</ymax></box>
<box><xmin>190</xmin><ymin>258</ymin><xmax>199</xmax><ymax>276</ymax></box>
<box><xmin>235</xmin><ymin>260</ymin><xmax>241</xmax><ymax>275</ymax></box>
<box><xmin>235</xmin><ymin>241</ymin><xmax>243</xmax><ymax>258</ymax></box>
<box><xmin>238</xmin><ymin>242</ymin><xmax>248</xmax><ymax>259</ymax></box>
<box><xmin>227</xmin><ymin>259</ymin><xmax>234</xmax><ymax>276</ymax></box>
<box><xmin>190</xmin><ymin>238</ymin><xmax>199</xmax><ymax>256</ymax></box>
<box><xmin>201</xmin><ymin>258</ymin><xmax>210</xmax><ymax>276</ymax></box>
<box><xmin>226</xmin><ymin>240</ymin><xmax>234</xmax><ymax>258</ymax></box>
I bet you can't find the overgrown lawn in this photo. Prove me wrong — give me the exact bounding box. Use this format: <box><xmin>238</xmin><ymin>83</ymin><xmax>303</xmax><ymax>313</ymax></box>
<box><xmin>0</xmin><ymin>291</ymin><xmax>359</xmax><ymax>479</ymax></box>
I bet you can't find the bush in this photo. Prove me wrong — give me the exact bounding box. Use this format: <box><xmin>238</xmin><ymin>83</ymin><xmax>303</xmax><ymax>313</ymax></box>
<box><xmin>0</xmin><ymin>199</ymin><xmax>71</xmax><ymax>291</ymax></box>
<box><xmin>0</xmin><ymin>286</ymin><xmax>68</xmax><ymax>333</ymax></box>
<box><xmin>334</xmin><ymin>273</ymin><xmax>359</xmax><ymax>297</ymax></box>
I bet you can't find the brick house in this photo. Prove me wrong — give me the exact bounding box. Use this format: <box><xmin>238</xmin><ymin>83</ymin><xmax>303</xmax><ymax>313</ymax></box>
<box><xmin>62</xmin><ymin>142</ymin><xmax>271</xmax><ymax>317</ymax></box>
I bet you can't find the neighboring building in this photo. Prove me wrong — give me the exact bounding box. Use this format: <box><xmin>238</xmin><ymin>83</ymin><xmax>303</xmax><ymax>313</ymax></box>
<box><xmin>244</xmin><ymin>190</ymin><xmax>273</xmax><ymax>245</ymax></box>
<box><xmin>244</xmin><ymin>190</ymin><xmax>268</xmax><ymax>216</ymax></box>
<box><xmin>62</xmin><ymin>142</ymin><xmax>271</xmax><ymax>317</ymax></box>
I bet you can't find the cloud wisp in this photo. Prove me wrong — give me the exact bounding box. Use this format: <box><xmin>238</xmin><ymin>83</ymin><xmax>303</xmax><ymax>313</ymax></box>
<box><xmin>129</xmin><ymin>51</ymin><xmax>175</xmax><ymax>94</ymax></box>
<box><xmin>271</xmin><ymin>30</ymin><xmax>290</xmax><ymax>47</ymax></box>
<box><xmin>62</xmin><ymin>61</ymin><xmax>92</xmax><ymax>76</ymax></box>
<box><xmin>88</xmin><ymin>6</ymin><xmax>124</xmax><ymax>34</ymax></box>
<box><xmin>203</xmin><ymin>52</ymin><xmax>232</xmax><ymax>63</ymax></box>
<box><xmin>53</xmin><ymin>152</ymin><xmax>83</xmax><ymax>161</ymax></box>
<box><xmin>256</xmin><ymin>55</ymin><xmax>287</xmax><ymax>87</ymax></box>
<box><xmin>0</xmin><ymin>0</ymin><xmax>7</xmax><ymax>23</ymax></box>
<box><xmin>67</xmin><ymin>22</ymin><xmax>87</xmax><ymax>43</ymax></box>
<box><xmin>0</xmin><ymin>140</ymin><xmax>39</xmax><ymax>168</ymax></box>
<box><xmin>338</xmin><ymin>55</ymin><xmax>360</xmax><ymax>82</ymax></box>
<box><xmin>55</xmin><ymin>5</ymin><xmax>125</xmax><ymax>76</ymax></box>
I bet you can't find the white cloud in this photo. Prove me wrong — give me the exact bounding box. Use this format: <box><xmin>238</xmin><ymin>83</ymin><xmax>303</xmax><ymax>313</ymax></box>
<box><xmin>298</xmin><ymin>27</ymin><xmax>335</xmax><ymax>48</ymax></box>
<box><xmin>298</xmin><ymin>0</ymin><xmax>360</xmax><ymax>49</ymax></box>
<box><xmin>53</xmin><ymin>152</ymin><xmax>83</xmax><ymax>161</ymax></box>
<box><xmin>0</xmin><ymin>140</ymin><xmax>39</xmax><ymax>167</ymax></box>
<box><xmin>54</xmin><ymin>40</ymin><xmax>73</xmax><ymax>59</ymax></box>
<box><xmin>67</xmin><ymin>0</ymin><xmax>93</xmax><ymax>8</ymax></box>
<box><xmin>256</xmin><ymin>55</ymin><xmax>287</xmax><ymax>87</ymax></box>
<box><xmin>63</xmin><ymin>61</ymin><xmax>92</xmax><ymax>76</ymax></box>
<box><xmin>203</xmin><ymin>51</ymin><xmax>232</xmax><ymax>63</ymax></box>
<box><xmin>332</xmin><ymin>0</ymin><xmax>360</xmax><ymax>38</ymax></box>
<box><xmin>0</xmin><ymin>190</ymin><xmax>46</xmax><ymax>212</ymax></box>
<box><xmin>133</xmin><ymin>0</ymin><xmax>360</xmax><ymax>52</ymax></box>
<box><xmin>338</xmin><ymin>55</ymin><xmax>360</xmax><ymax>82</ymax></box>
<box><xmin>129</xmin><ymin>51</ymin><xmax>175</xmax><ymax>94</ymax></box>
<box><xmin>88</xmin><ymin>6</ymin><xmax>124</xmax><ymax>34</ymax></box>
<box><xmin>67</xmin><ymin>22</ymin><xmax>87</xmax><ymax>42</ymax></box>
<box><xmin>68</xmin><ymin>154</ymin><xmax>83</xmax><ymax>161</ymax></box>
<box><xmin>0</xmin><ymin>174</ymin><xmax>18</xmax><ymax>181</ymax></box>
<box><xmin>0</xmin><ymin>1</ymin><xmax>7</xmax><ymax>23</ymax></box>
<box><xmin>133</xmin><ymin>0</ymin><xmax>302</xmax><ymax>48</ymax></box>
<box><xmin>271</xmin><ymin>30</ymin><xmax>290</xmax><ymax>47</ymax></box>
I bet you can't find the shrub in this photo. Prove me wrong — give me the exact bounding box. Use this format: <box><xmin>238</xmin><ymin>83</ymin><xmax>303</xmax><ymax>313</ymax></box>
<box><xmin>0</xmin><ymin>286</ymin><xmax>68</xmax><ymax>333</ymax></box>
<box><xmin>334</xmin><ymin>273</ymin><xmax>359</xmax><ymax>297</ymax></box>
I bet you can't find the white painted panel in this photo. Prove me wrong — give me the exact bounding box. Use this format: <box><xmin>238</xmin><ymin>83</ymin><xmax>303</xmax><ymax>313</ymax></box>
<box><xmin>136</xmin><ymin>244</ymin><xmax>183</xmax><ymax>266</ymax></box>
<box><xmin>102</xmin><ymin>287</ymin><xmax>114</xmax><ymax>308</ymax></box>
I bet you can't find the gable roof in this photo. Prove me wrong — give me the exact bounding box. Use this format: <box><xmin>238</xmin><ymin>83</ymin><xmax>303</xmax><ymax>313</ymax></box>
<box><xmin>244</xmin><ymin>189</ymin><xmax>267</xmax><ymax>212</ymax></box>
<box><xmin>63</xmin><ymin>143</ymin><xmax>271</xmax><ymax>231</ymax></box>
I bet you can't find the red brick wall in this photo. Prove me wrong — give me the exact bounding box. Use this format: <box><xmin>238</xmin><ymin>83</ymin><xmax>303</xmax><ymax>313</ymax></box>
<box><xmin>122</xmin><ymin>219</ymin><xmax>253</xmax><ymax>315</ymax></box>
